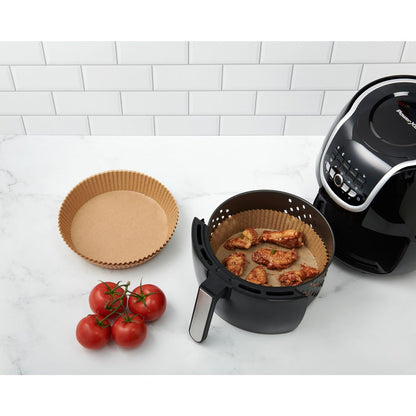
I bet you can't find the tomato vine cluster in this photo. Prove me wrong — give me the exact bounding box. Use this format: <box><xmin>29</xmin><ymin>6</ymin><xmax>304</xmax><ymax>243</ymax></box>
<box><xmin>76</xmin><ymin>280</ymin><xmax>166</xmax><ymax>350</ymax></box>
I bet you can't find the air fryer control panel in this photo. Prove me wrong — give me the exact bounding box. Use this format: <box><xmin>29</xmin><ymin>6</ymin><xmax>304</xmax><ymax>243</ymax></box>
<box><xmin>318</xmin><ymin>76</ymin><xmax>416</xmax><ymax>213</ymax></box>
<box><xmin>321</xmin><ymin>130</ymin><xmax>391</xmax><ymax>207</ymax></box>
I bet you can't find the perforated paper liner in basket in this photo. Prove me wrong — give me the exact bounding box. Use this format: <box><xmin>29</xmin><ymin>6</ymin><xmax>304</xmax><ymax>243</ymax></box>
<box><xmin>58</xmin><ymin>170</ymin><xmax>179</xmax><ymax>269</ymax></box>
<box><xmin>210</xmin><ymin>209</ymin><xmax>329</xmax><ymax>275</ymax></box>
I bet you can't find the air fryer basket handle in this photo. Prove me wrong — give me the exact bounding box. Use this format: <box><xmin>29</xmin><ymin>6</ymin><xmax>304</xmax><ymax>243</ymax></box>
<box><xmin>189</xmin><ymin>273</ymin><xmax>228</xmax><ymax>343</ymax></box>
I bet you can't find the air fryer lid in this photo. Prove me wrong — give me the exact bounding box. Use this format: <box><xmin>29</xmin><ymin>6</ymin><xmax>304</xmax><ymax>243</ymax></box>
<box><xmin>370</xmin><ymin>94</ymin><xmax>416</xmax><ymax>147</ymax></box>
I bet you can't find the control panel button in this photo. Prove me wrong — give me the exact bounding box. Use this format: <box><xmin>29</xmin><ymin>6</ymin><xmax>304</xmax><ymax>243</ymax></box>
<box><xmin>329</xmin><ymin>168</ymin><xmax>335</xmax><ymax>179</ymax></box>
<box><xmin>341</xmin><ymin>183</ymin><xmax>349</xmax><ymax>192</ymax></box>
<box><xmin>348</xmin><ymin>189</ymin><xmax>357</xmax><ymax>197</ymax></box>
<box><xmin>334</xmin><ymin>173</ymin><xmax>343</xmax><ymax>187</ymax></box>
<box><xmin>357</xmin><ymin>176</ymin><xmax>366</xmax><ymax>186</ymax></box>
<box><xmin>325</xmin><ymin>161</ymin><xmax>330</xmax><ymax>171</ymax></box>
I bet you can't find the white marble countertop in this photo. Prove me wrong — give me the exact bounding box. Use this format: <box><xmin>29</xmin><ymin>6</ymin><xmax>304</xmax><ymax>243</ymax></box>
<box><xmin>1</xmin><ymin>134</ymin><xmax>415</xmax><ymax>375</ymax></box>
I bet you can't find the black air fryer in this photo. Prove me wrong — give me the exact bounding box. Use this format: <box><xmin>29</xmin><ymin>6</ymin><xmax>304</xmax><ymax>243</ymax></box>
<box><xmin>314</xmin><ymin>75</ymin><xmax>416</xmax><ymax>274</ymax></box>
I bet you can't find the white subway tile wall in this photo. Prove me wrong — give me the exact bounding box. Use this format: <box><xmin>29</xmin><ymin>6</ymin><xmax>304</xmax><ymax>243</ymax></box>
<box><xmin>53</xmin><ymin>92</ymin><xmax>121</xmax><ymax>115</ymax></box>
<box><xmin>0</xmin><ymin>67</ymin><xmax>14</xmax><ymax>90</ymax></box>
<box><xmin>153</xmin><ymin>65</ymin><xmax>222</xmax><ymax>90</ymax></box>
<box><xmin>155</xmin><ymin>116</ymin><xmax>219</xmax><ymax>135</ymax></box>
<box><xmin>23</xmin><ymin>116</ymin><xmax>90</xmax><ymax>135</ymax></box>
<box><xmin>89</xmin><ymin>116</ymin><xmax>154</xmax><ymax>135</ymax></box>
<box><xmin>0</xmin><ymin>41</ymin><xmax>415</xmax><ymax>135</ymax></box>
<box><xmin>122</xmin><ymin>92</ymin><xmax>188</xmax><ymax>115</ymax></box>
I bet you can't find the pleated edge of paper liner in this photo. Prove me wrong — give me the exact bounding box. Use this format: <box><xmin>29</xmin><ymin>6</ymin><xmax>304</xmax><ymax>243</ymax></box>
<box><xmin>58</xmin><ymin>170</ymin><xmax>179</xmax><ymax>269</ymax></box>
<box><xmin>210</xmin><ymin>208</ymin><xmax>329</xmax><ymax>274</ymax></box>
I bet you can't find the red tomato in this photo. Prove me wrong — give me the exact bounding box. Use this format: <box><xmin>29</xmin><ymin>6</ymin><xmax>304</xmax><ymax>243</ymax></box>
<box><xmin>127</xmin><ymin>284</ymin><xmax>167</xmax><ymax>322</ymax></box>
<box><xmin>111</xmin><ymin>314</ymin><xmax>147</xmax><ymax>349</ymax></box>
<box><xmin>76</xmin><ymin>315</ymin><xmax>111</xmax><ymax>350</ymax></box>
<box><xmin>89</xmin><ymin>281</ymin><xmax>127</xmax><ymax>319</ymax></box>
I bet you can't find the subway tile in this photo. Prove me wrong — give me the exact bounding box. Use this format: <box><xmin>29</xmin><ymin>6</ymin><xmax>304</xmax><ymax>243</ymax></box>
<box><xmin>291</xmin><ymin>64</ymin><xmax>361</xmax><ymax>90</ymax></box>
<box><xmin>155</xmin><ymin>116</ymin><xmax>219</xmax><ymax>135</ymax></box>
<box><xmin>0</xmin><ymin>92</ymin><xmax>54</xmax><ymax>115</ymax></box>
<box><xmin>220</xmin><ymin>116</ymin><xmax>284</xmax><ymax>135</ymax></box>
<box><xmin>153</xmin><ymin>65</ymin><xmax>221</xmax><ymax>90</ymax></box>
<box><xmin>54</xmin><ymin>92</ymin><xmax>121</xmax><ymax>115</ymax></box>
<box><xmin>0</xmin><ymin>116</ymin><xmax>25</xmax><ymax>134</ymax></box>
<box><xmin>0</xmin><ymin>42</ymin><xmax>44</xmax><ymax>64</ymax></box>
<box><xmin>223</xmin><ymin>65</ymin><xmax>291</xmax><ymax>90</ymax></box>
<box><xmin>261</xmin><ymin>42</ymin><xmax>332</xmax><ymax>63</ymax></box>
<box><xmin>190</xmin><ymin>91</ymin><xmax>256</xmax><ymax>115</ymax></box>
<box><xmin>0</xmin><ymin>67</ymin><xmax>14</xmax><ymax>90</ymax></box>
<box><xmin>12</xmin><ymin>66</ymin><xmax>83</xmax><ymax>91</ymax></box>
<box><xmin>402</xmin><ymin>42</ymin><xmax>416</xmax><ymax>62</ymax></box>
<box><xmin>360</xmin><ymin>64</ymin><xmax>416</xmax><ymax>87</ymax></box>
<box><xmin>89</xmin><ymin>116</ymin><xmax>154</xmax><ymax>135</ymax></box>
<box><xmin>43</xmin><ymin>42</ymin><xmax>116</xmax><ymax>64</ymax></box>
<box><xmin>285</xmin><ymin>115</ymin><xmax>336</xmax><ymax>135</ymax></box>
<box><xmin>321</xmin><ymin>90</ymin><xmax>357</xmax><ymax>115</ymax></box>
<box><xmin>122</xmin><ymin>92</ymin><xmax>188</xmax><ymax>115</ymax></box>
<box><xmin>23</xmin><ymin>116</ymin><xmax>89</xmax><ymax>135</ymax></box>
<box><xmin>83</xmin><ymin>65</ymin><xmax>152</xmax><ymax>91</ymax></box>
<box><xmin>332</xmin><ymin>42</ymin><xmax>403</xmax><ymax>63</ymax></box>
<box><xmin>189</xmin><ymin>42</ymin><xmax>260</xmax><ymax>64</ymax></box>
<box><xmin>256</xmin><ymin>91</ymin><xmax>323</xmax><ymax>115</ymax></box>
<box><xmin>117</xmin><ymin>42</ymin><xmax>188</xmax><ymax>64</ymax></box>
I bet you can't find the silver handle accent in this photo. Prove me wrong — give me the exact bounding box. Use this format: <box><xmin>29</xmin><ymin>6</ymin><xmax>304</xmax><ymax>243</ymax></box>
<box><xmin>189</xmin><ymin>288</ymin><xmax>217</xmax><ymax>343</ymax></box>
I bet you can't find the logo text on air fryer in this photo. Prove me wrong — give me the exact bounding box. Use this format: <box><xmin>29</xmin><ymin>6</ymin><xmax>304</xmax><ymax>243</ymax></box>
<box><xmin>396</xmin><ymin>109</ymin><xmax>416</xmax><ymax>131</ymax></box>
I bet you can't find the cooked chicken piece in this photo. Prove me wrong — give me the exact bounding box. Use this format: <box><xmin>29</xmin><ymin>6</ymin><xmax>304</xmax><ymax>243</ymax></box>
<box><xmin>224</xmin><ymin>228</ymin><xmax>261</xmax><ymax>250</ymax></box>
<box><xmin>279</xmin><ymin>265</ymin><xmax>319</xmax><ymax>287</ymax></box>
<box><xmin>246</xmin><ymin>265</ymin><xmax>268</xmax><ymax>285</ymax></box>
<box><xmin>261</xmin><ymin>229</ymin><xmax>304</xmax><ymax>249</ymax></box>
<box><xmin>222</xmin><ymin>252</ymin><xmax>246</xmax><ymax>276</ymax></box>
<box><xmin>252</xmin><ymin>248</ymin><xmax>297</xmax><ymax>270</ymax></box>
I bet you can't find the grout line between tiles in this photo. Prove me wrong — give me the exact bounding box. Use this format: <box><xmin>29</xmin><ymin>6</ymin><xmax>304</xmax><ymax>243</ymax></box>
<box><xmin>86</xmin><ymin>116</ymin><xmax>92</xmax><ymax>135</ymax></box>
<box><xmin>357</xmin><ymin>63</ymin><xmax>365</xmax><ymax>89</ymax></box>
<box><xmin>188</xmin><ymin>42</ymin><xmax>190</xmax><ymax>64</ymax></box>
<box><xmin>258</xmin><ymin>42</ymin><xmax>262</xmax><ymax>64</ymax></box>
<box><xmin>289</xmin><ymin>64</ymin><xmax>295</xmax><ymax>89</ymax></box>
<box><xmin>218</xmin><ymin>116</ymin><xmax>221</xmax><ymax>135</ymax></box>
<box><xmin>40</xmin><ymin>42</ymin><xmax>47</xmax><ymax>64</ymax></box>
<box><xmin>114</xmin><ymin>42</ymin><xmax>119</xmax><ymax>64</ymax></box>
<box><xmin>328</xmin><ymin>41</ymin><xmax>335</xmax><ymax>63</ymax></box>
<box><xmin>399</xmin><ymin>42</ymin><xmax>406</xmax><ymax>62</ymax></box>
<box><xmin>187</xmin><ymin>91</ymin><xmax>190</xmax><ymax>115</ymax></box>
<box><xmin>0</xmin><ymin>88</ymin><xmax>360</xmax><ymax>93</ymax></box>
<box><xmin>79</xmin><ymin>66</ymin><xmax>86</xmax><ymax>90</ymax></box>
<box><xmin>119</xmin><ymin>92</ymin><xmax>124</xmax><ymax>115</ymax></box>
<box><xmin>282</xmin><ymin>115</ymin><xmax>287</xmax><ymax>135</ymax></box>
<box><xmin>9</xmin><ymin>66</ymin><xmax>16</xmax><ymax>90</ymax></box>
<box><xmin>320</xmin><ymin>91</ymin><xmax>325</xmax><ymax>115</ymax></box>
<box><xmin>0</xmin><ymin>62</ymin><xmax>372</xmax><ymax>66</ymax></box>
<box><xmin>253</xmin><ymin>91</ymin><xmax>258</xmax><ymax>115</ymax></box>
<box><xmin>50</xmin><ymin>92</ymin><xmax>57</xmax><ymax>115</ymax></box>
<box><xmin>21</xmin><ymin>116</ymin><xmax>27</xmax><ymax>135</ymax></box>
<box><xmin>153</xmin><ymin>115</ymin><xmax>156</xmax><ymax>135</ymax></box>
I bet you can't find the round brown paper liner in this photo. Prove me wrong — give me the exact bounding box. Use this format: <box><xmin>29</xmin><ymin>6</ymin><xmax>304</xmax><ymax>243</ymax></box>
<box><xmin>210</xmin><ymin>209</ymin><xmax>329</xmax><ymax>284</ymax></box>
<box><xmin>58</xmin><ymin>170</ymin><xmax>179</xmax><ymax>269</ymax></box>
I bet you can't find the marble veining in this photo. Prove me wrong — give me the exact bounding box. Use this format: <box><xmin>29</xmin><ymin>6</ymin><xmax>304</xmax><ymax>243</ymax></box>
<box><xmin>1</xmin><ymin>134</ymin><xmax>415</xmax><ymax>375</ymax></box>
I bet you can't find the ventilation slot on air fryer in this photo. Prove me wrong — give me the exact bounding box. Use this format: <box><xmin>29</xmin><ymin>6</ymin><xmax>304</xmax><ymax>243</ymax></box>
<box><xmin>238</xmin><ymin>283</ymin><xmax>261</xmax><ymax>294</ymax></box>
<box><xmin>200</xmin><ymin>248</ymin><xmax>213</xmax><ymax>266</ymax></box>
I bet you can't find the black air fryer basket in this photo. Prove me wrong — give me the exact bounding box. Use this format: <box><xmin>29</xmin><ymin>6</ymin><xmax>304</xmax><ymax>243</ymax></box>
<box><xmin>189</xmin><ymin>190</ymin><xmax>335</xmax><ymax>343</ymax></box>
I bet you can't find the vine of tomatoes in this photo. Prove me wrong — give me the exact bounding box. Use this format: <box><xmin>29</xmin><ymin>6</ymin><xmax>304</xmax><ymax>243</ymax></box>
<box><xmin>76</xmin><ymin>280</ymin><xmax>166</xmax><ymax>350</ymax></box>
